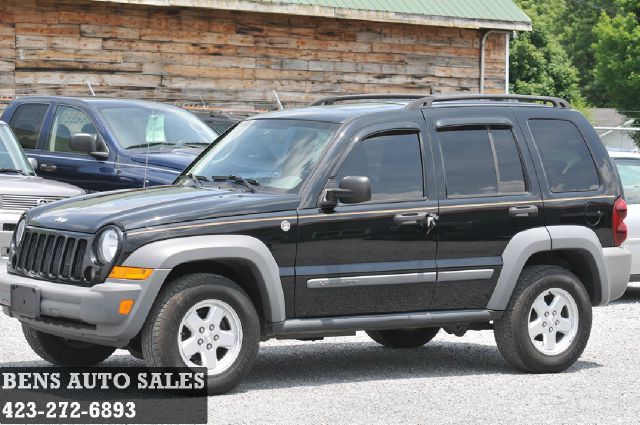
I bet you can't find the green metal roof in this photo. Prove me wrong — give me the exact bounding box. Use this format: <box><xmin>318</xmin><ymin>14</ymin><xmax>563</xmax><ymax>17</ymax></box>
<box><xmin>252</xmin><ymin>0</ymin><xmax>531</xmax><ymax>25</ymax></box>
<box><xmin>99</xmin><ymin>0</ymin><xmax>531</xmax><ymax>30</ymax></box>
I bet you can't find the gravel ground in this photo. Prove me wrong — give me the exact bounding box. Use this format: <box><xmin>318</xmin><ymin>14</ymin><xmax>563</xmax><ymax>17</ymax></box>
<box><xmin>1</xmin><ymin>289</ymin><xmax>639</xmax><ymax>424</ymax></box>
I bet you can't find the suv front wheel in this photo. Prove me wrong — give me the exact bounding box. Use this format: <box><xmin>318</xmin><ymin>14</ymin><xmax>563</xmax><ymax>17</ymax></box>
<box><xmin>141</xmin><ymin>273</ymin><xmax>260</xmax><ymax>395</ymax></box>
<box><xmin>494</xmin><ymin>265</ymin><xmax>592</xmax><ymax>373</ymax></box>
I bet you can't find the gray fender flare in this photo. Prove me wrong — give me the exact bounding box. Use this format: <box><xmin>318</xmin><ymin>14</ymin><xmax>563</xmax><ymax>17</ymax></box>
<box><xmin>123</xmin><ymin>235</ymin><xmax>286</xmax><ymax>323</ymax></box>
<box><xmin>487</xmin><ymin>225</ymin><xmax>607</xmax><ymax>310</ymax></box>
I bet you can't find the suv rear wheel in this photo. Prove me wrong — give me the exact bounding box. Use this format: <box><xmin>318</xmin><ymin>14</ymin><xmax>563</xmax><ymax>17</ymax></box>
<box><xmin>494</xmin><ymin>265</ymin><xmax>592</xmax><ymax>373</ymax></box>
<box><xmin>22</xmin><ymin>325</ymin><xmax>115</xmax><ymax>366</ymax></box>
<box><xmin>141</xmin><ymin>273</ymin><xmax>260</xmax><ymax>395</ymax></box>
<box><xmin>366</xmin><ymin>327</ymin><xmax>440</xmax><ymax>348</ymax></box>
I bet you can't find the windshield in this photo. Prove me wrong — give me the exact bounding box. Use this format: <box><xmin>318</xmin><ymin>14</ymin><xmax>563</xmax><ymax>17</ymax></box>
<box><xmin>0</xmin><ymin>124</ymin><xmax>34</xmax><ymax>175</ymax></box>
<box><xmin>99</xmin><ymin>105</ymin><xmax>218</xmax><ymax>149</ymax></box>
<box><xmin>184</xmin><ymin>119</ymin><xmax>338</xmax><ymax>193</ymax></box>
<box><xmin>615</xmin><ymin>158</ymin><xmax>640</xmax><ymax>204</ymax></box>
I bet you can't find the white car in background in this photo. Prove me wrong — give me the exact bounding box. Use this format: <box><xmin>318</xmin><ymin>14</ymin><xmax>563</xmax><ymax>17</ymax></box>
<box><xmin>0</xmin><ymin>121</ymin><xmax>84</xmax><ymax>260</ymax></box>
<box><xmin>610</xmin><ymin>151</ymin><xmax>640</xmax><ymax>289</ymax></box>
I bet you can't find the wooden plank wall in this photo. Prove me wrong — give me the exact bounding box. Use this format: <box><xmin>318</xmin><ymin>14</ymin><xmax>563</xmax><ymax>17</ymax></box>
<box><xmin>0</xmin><ymin>0</ymin><xmax>507</xmax><ymax>111</ymax></box>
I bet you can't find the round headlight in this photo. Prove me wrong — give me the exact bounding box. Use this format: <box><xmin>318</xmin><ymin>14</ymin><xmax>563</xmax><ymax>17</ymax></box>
<box><xmin>14</xmin><ymin>219</ymin><xmax>26</xmax><ymax>247</ymax></box>
<box><xmin>96</xmin><ymin>227</ymin><xmax>120</xmax><ymax>263</ymax></box>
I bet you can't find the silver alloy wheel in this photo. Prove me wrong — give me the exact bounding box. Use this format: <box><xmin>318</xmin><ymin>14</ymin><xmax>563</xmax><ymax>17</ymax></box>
<box><xmin>528</xmin><ymin>288</ymin><xmax>579</xmax><ymax>355</ymax></box>
<box><xmin>177</xmin><ymin>299</ymin><xmax>243</xmax><ymax>375</ymax></box>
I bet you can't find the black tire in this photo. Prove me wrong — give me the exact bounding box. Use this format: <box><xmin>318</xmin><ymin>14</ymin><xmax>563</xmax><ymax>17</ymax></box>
<box><xmin>494</xmin><ymin>265</ymin><xmax>592</xmax><ymax>373</ymax></box>
<box><xmin>141</xmin><ymin>273</ymin><xmax>260</xmax><ymax>395</ymax></box>
<box><xmin>366</xmin><ymin>327</ymin><xmax>440</xmax><ymax>348</ymax></box>
<box><xmin>22</xmin><ymin>325</ymin><xmax>115</xmax><ymax>366</ymax></box>
<box><xmin>128</xmin><ymin>348</ymin><xmax>144</xmax><ymax>360</ymax></box>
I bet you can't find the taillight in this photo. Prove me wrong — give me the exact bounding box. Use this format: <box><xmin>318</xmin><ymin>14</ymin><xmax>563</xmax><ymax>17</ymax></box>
<box><xmin>613</xmin><ymin>197</ymin><xmax>628</xmax><ymax>246</ymax></box>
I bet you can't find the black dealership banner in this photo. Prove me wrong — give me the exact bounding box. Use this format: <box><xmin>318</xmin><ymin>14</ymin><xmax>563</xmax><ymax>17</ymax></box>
<box><xmin>0</xmin><ymin>367</ymin><xmax>207</xmax><ymax>424</ymax></box>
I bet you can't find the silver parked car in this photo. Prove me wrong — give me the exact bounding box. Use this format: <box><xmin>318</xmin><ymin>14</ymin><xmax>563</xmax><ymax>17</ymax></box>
<box><xmin>0</xmin><ymin>121</ymin><xmax>84</xmax><ymax>259</ymax></box>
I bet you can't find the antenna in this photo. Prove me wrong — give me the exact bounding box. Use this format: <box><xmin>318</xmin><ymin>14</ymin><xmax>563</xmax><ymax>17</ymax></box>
<box><xmin>86</xmin><ymin>80</ymin><xmax>96</xmax><ymax>96</ymax></box>
<box><xmin>143</xmin><ymin>85</ymin><xmax>159</xmax><ymax>189</ymax></box>
<box><xmin>272</xmin><ymin>90</ymin><xmax>284</xmax><ymax>110</ymax></box>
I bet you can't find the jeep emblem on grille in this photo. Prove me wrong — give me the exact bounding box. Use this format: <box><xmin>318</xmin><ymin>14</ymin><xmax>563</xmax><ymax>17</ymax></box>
<box><xmin>36</xmin><ymin>199</ymin><xmax>49</xmax><ymax>206</ymax></box>
<box><xmin>54</xmin><ymin>217</ymin><xmax>68</xmax><ymax>223</ymax></box>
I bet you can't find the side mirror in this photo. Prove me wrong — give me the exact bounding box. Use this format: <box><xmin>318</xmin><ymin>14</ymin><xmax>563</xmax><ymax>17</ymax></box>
<box><xmin>321</xmin><ymin>176</ymin><xmax>371</xmax><ymax>211</ymax></box>
<box><xmin>70</xmin><ymin>133</ymin><xmax>109</xmax><ymax>160</ymax></box>
<box><xmin>27</xmin><ymin>157</ymin><xmax>37</xmax><ymax>170</ymax></box>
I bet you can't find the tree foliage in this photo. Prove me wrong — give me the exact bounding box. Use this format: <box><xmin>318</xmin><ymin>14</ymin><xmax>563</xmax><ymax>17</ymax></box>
<box><xmin>560</xmin><ymin>0</ymin><xmax>615</xmax><ymax>105</ymax></box>
<box><xmin>510</xmin><ymin>0</ymin><xmax>586</xmax><ymax>106</ymax></box>
<box><xmin>592</xmin><ymin>3</ymin><xmax>640</xmax><ymax>111</ymax></box>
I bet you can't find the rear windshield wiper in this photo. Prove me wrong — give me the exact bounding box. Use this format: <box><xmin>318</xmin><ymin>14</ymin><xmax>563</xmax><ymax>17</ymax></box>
<box><xmin>0</xmin><ymin>168</ymin><xmax>28</xmax><ymax>175</ymax></box>
<box><xmin>212</xmin><ymin>175</ymin><xmax>259</xmax><ymax>193</ymax></box>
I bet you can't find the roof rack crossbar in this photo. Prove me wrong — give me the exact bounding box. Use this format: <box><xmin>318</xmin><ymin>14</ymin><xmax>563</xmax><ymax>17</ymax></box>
<box><xmin>405</xmin><ymin>94</ymin><xmax>571</xmax><ymax>110</ymax></box>
<box><xmin>309</xmin><ymin>94</ymin><xmax>430</xmax><ymax>106</ymax></box>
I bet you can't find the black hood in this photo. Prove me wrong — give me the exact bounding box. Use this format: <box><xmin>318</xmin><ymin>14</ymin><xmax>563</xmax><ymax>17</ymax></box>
<box><xmin>25</xmin><ymin>186</ymin><xmax>299</xmax><ymax>234</ymax></box>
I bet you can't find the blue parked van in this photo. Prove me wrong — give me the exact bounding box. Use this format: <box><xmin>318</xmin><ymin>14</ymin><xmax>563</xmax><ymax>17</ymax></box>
<box><xmin>0</xmin><ymin>97</ymin><xmax>219</xmax><ymax>192</ymax></box>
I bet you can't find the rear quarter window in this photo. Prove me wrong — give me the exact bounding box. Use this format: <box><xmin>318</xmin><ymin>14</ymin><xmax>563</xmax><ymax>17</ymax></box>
<box><xmin>528</xmin><ymin>119</ymin><xmax>600</xmax><ymax>193</ymax></box>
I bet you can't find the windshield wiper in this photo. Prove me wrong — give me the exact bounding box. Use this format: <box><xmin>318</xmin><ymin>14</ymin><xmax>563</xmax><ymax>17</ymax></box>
<box><xmin>212</xmin><ymin>175</ymin><xmax>259</xmax><ymax>193</ymax></box>
<box><xmin>177</xmin><ymin>141</ymin><xmax>211</xmax><ymax>147</ymax></box>
<box><xmin>125</xmin><ymin>142</ymin><xmax>174</xmax><ymax>149</ymax></box>
<box><xmin>0</xmin><ymin>168</ymin><xmax>28</xmax><ymax>175</ymax></box>
<box><xmin>182</xmin><ymin>173</ymin><xmax>209</xmax><ymax>188</ymax></box>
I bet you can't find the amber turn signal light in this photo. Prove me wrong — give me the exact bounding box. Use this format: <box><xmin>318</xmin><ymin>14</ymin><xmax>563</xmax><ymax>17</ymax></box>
<box><xmin>118</xmin><ymin>299</ymin><xmax>135</xmax><ymax>315</ymax></box>
<box><xmin>108</xmin><ymin>266</ymin><xmax>153</xmax><ymax>280</ymax></box>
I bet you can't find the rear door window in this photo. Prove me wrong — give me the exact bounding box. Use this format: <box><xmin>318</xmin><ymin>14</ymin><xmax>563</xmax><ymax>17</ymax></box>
<box><xmin>8</xmin><ymin>103</ymin><xmax>49</xmax><ymax>149</ymax></box>
<box><xmin>528</xmin><ymin>119</ymin><xmax>600</xmax><ymax>193</ymax></box>
<box><xmin>438</xmin><ymin>126</ymin><xmax>526</xmax><ymax>197</ymax></box>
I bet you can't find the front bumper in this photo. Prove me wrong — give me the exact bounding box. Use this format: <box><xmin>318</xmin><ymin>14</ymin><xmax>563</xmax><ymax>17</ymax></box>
<box><xmin>0</xmin><ymin>267</ymin><xmax>170</xmax><ymax>347</ymax></box>
<box><xmin>0</xmin><ymin>209</ymin><xmax>21</xmax><ymax>260</ymax></box>
<box><xmin>602</xmin><ymin>247</ymin><xmax>632</xmax><ymax>303</ymax></box>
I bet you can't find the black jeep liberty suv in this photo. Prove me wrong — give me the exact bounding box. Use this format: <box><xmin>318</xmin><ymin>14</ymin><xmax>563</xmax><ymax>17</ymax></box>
<box><xmin>0</xmin><ymin>94</ymin><xmax>632</xmax><ymax>394</ymax></box>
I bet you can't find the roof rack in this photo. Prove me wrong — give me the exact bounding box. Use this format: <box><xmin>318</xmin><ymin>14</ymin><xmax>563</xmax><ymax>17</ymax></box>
<box><xmin>309</xmin><ymin>94</ymin><xmax>430</xmax><ymax>106</ymax></box>
<box><xmin>404</xmin><ymin>94</ymin><xmax>571</xmax><ymax>110</ymax></box>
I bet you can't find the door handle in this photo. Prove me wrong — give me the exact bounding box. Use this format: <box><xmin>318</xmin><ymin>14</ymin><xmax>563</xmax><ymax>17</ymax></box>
<box><xmin>394</xmin><ymin>212</ymin><xmax>438</xmax><ymax>229</ymax></box>
<box><xmin>509</xmin><ymin>205</ymin><xmax>538</xmax><ymax>217</ymax></box>
<box><xmin>39</xmin><ymin>164</ymin><xmax>57</xmax><ymax>172</ymax></box>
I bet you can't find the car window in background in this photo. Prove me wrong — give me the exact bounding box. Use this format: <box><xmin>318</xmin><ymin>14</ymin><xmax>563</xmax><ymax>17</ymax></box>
<box><xmin>528</xmin><ymin>119</ymin><xmax>600</xmax><ymax>193</ymax></box>
<box><xmin>187</xmin><ymin>119</ymin><xmax>337</xmax><ymax>193</ymax></box>
<box><xmin>8</xmin><ymin>103</ymin><xmax>49</xmax><ymax>149</ymax></box>
<box><xmin>438</xmin><ymin>126</ymin><xmax>526</xmax><ymax>197</ymax></box>
<box><xmin>0</xmin><ymin>124</ymin><xmax>35</xmax><ymax>174</ymax></box>
<box><xmin>336</xmin><ymin>132</ymin><xmax>424</xmax><ymax>202</ymax></box>
<box><xmin>48</xmin><ymin>105</ymin><xmax>97</xmax><ymax>154</ymax></box>
<box><xmin>100</xmin><ymin>106</ymin><xmax>218</xmax><ymax>150</ymax></box>
<box><xmin>615</xmin><ymin>158</ymin><xmax>640</xmax><ymax>204</ymax></box>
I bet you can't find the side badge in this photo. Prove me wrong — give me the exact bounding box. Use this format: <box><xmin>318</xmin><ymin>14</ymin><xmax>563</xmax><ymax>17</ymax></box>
<box><xmin>280</xmin><ymin>220</ymin><xmax>291</xmax><ymax>232</ymax></box>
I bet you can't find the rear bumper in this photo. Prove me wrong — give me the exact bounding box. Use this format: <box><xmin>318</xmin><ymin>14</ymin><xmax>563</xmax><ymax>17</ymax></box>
<box><xmin>623</xmin><ymin>237</ymin><xmax>640</xmax><ymax>275</ymax></box>
<box><xmin>0</xmin><ymin>267</ymin><xmax>170</xmax><ymax>347</ymax></box>
<box><xmin>602</xmin><ymin>247</ymin><xmax>632</xmax><ymax>304</ymax></box>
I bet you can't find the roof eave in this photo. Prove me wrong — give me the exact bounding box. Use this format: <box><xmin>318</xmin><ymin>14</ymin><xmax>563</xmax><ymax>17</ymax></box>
<box><xmin>91</xmin><ymin>0</ymin><xmax>532</xmax><ymax>31</ymax></box>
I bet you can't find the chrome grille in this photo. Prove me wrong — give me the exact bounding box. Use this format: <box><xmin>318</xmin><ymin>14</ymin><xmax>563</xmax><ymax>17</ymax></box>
<box><xmin>0</xmin><ymin>195</ymin><xmax>65</xmax><ymax>211</ymax></box>
<box><xmin>14</xmin><ymin>229</ymin><xmax>88</xmax><ymax>282</ymax></box>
